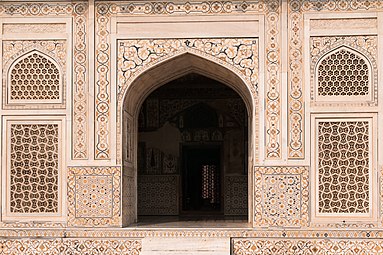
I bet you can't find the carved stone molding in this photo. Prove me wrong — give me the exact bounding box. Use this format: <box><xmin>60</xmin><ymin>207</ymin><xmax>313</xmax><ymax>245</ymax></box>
<box><xmin>0</xmin><ymin>228</ymin><xmax>382</xmax><ymax>239</ymax></box>
<box><xmin>233</xmin><ymin>238</ymin><xmax>383</xmax><ymax>254</ymax></box>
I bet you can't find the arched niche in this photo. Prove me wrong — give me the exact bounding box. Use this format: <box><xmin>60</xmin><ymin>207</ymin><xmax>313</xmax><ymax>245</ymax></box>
<box><xmin>315</xmin><ymin>46</ymin><xmax>373</xmax><ymax>102</ymax></box>
<box><xmin>7</xmin><ymin>50</ymin><xmax>63</xmax><ymax>104</ymax></box>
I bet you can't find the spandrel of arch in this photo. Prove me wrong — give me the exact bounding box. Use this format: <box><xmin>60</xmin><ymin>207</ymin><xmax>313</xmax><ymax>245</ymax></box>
<box><xmin>7</xmin><ymin>50</ymin><xmax>62</xmax><ymax>104</ymax></box>
<box><xmin>122</xmin><ymin>52</ymin><xmax>254</xmax><ymax>117</ymax></box>
<box><xmin>315</xmin><ymin>46</ymin><xmax>372</xmax><ymax>99</ymax></box>
<box><xmin>119</xmin><ymin>52</ymin><xmax>255</xmax><ymax>226</ymax></box>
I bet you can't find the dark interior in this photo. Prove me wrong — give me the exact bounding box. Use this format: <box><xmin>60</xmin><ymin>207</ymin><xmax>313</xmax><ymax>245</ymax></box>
<box><xmin>136</xmin><ymin>73</ymin><xmax>248</xmax><ymax>220</ymax></box>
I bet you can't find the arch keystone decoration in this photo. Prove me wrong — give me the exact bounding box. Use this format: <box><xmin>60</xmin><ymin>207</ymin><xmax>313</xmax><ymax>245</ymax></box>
<box><xmin>95</xmin><ymin>1</ymin><xmax>282</xmax><ymax>161</ymax></box>
<box><xmin>117</xmin><ymin>39</ymin><xmax>260</xmax><ymax>162</ymax></box>
<box><xmin>117</xmin><ymin>39</ymin><xmax>259</xmax><ymax>98</ymax></box>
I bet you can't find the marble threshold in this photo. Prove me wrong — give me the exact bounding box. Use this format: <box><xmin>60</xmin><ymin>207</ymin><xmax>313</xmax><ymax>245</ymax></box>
<box><xmin>130</xmin><ymin>216</ymin><xmax>251</xmax><ymax>229</ymax></box>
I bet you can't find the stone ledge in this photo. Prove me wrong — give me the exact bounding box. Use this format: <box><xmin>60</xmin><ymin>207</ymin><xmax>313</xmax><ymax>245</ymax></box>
<box><xmin>232</xmin><ymin>238</ymin><xmax>383</xmax><ymax>254</ymax></box>
<box><xmin>0</xmin><ymin>238</ymin><xmax>142</xmax><ymax>255</ymax></box>
<box><xmin>1</xmin><ymin>228</ymin><xmax>382</xmax><ymax>239</ymax></box>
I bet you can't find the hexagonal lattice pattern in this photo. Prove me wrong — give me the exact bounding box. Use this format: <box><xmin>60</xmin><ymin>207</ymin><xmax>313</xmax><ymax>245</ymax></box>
<box><xmin>9</xmin><ymin>52</ymin><xmax>60</xmax><ymax>101</ymax></box>
<box><xmin>317</xmin><ymin>49</ymin><xmax>369</xmax><ymax>97</ymax></box>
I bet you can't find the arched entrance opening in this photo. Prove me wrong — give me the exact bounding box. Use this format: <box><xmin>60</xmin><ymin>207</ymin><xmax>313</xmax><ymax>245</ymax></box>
<box><xmin>121</xmin><ymin>53</ymin><xmax>255</xmax><ymax>227</ymax></box>
<box><xmin>137</xmin><ymin>73</ymin><xmax>248</xmax><ymax>222</ymax></box>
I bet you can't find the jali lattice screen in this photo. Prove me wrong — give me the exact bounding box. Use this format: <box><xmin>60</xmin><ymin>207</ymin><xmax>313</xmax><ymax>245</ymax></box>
<box><xmin>8</xmin><ymin>51</ymin><xmax>61</xmax><ymax>103</ymax></box>
<box><xmin>317</xmin><ymin>120</ymin><xmax>370</xmax><ymax>214</ymax></box>
<box><xmin>9</xmin><ymin>123</ymin><xmax>59</xmax><ymax>213</ymax></box>
<box><xmin>316</xmin><ymin>48</ymin><xmax>370</xmax><ymax>98</ymax></box>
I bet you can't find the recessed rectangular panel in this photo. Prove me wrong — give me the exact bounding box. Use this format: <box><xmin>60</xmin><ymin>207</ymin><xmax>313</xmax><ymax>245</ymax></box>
<box><xmin>10</xmin><ymin>123</ymin><xmax>60</xmax><ymax>214</ymax></box>
<box><xmin>117</xmin><ymin>20</ymin><xmax>259</xmax><ymax>38</ymax></box>
<box><xmin>3</xmin><ymin>23</ymin><xmax>66</xmax><ymax>34</ymax></box>
<box><xmin>316</xmin><ymin>119</ymin><xmax>372</xmax><ymax>217</ymax></box>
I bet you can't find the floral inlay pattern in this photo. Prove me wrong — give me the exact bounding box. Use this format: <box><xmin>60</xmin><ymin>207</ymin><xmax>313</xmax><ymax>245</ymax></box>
<box><xmin>254</xmin><ymin>166</ymin><xmax>309</xmax><ymax>227</ymax></box>
<box><xmin>118</xmin><ymin>38</ymin><xmax>258</xmax><ymax>98</ymax></box>
<box><xmin>68</xmin><ymin>167</ymin><xmax>121</xmax><ymax>227</ymax></box>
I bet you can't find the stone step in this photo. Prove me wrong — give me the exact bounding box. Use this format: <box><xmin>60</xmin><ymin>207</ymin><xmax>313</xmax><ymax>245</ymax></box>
<box><xmin>141</xmin><ymin>237</ymin><xmax>230</xmax><ymax>255</ymax></box>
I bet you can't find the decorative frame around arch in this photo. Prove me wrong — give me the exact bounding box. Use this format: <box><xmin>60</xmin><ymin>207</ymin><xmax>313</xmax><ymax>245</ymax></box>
<box><xmin>117</xmin><ymin>39</ymin><xmax>259</xmax><ymax>163</ymax></box>
<box><xmin>310</xmin><ymin>36</ymin><xmax>378</xmax><ymax>107</ymax></box>
<box><xmin>117</xmin><ymin>39</ymin><xmax>258</xmax><ymax>226</ymax></box>
<box><xmin>95</xmin><ymin>1</ymin><xmax>283</xmax><ymax>160</ymax></box>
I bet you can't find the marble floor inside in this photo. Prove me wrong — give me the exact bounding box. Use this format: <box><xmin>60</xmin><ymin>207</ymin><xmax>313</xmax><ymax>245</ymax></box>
<box><xmin>131</xmin><ymin>216</ymin><xmax>251</xmax><ymax>228</ymax></box>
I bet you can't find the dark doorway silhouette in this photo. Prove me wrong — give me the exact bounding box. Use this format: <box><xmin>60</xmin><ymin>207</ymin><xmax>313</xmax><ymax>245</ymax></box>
<box><xmin>181</xmin><ymin>145</ymin><xmax>221</xmax><ymax>214</ymax></box>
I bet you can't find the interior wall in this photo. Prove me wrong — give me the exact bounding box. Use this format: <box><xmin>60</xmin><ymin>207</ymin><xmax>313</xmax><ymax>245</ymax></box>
<box><xmin>136</xmin><ymin>74</ymin><xmax>248</xmax><ymax>216</ymax></box>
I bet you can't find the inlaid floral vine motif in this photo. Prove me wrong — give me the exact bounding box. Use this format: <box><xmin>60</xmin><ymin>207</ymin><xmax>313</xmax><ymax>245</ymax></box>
<box><xmin>118</xmin><ymin>38</ymin><xmax>259</xmax><ymax>98</ymax></box>
<box><xmin>254</xmin><ymin>166</ymin><xmax>309</xmax><ymax>227</ymax></box>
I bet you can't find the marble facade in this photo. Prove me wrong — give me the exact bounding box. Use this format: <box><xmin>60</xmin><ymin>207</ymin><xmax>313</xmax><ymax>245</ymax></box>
<box><xmin>0</xmin><ymin>0</ymin><xmax>383</xmax><ymax>253</ymax></box>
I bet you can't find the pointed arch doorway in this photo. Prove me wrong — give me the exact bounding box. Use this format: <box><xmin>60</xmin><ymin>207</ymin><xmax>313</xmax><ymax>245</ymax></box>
<box><xmin>121</xmin><ymin>53</ymin><xmax>255</xmax><ymax>227</ymax></box>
